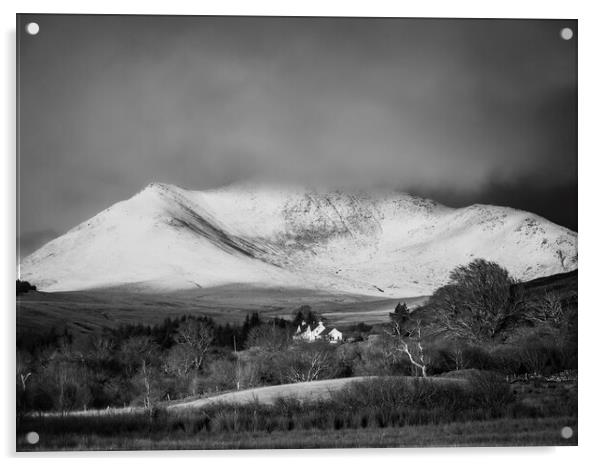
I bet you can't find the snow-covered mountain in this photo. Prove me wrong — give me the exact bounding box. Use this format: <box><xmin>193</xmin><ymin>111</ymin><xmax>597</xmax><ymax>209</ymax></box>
<box><xmin>20</xmin><ymin>182</ymin><xmax>578</xmax><ymax>297</ymax></box>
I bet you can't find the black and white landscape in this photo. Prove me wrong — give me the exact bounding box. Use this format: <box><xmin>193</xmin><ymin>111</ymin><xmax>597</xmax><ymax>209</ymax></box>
<box><xmin>17</xmin><ymin>15</ymin><xmax>577</xmax><ymax>450</ymax></box>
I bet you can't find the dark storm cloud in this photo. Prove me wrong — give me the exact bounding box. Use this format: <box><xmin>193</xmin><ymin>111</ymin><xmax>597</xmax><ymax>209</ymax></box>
<box><xmin>17</xmin><ymin>15</ymin><xmax>577</xmax><ymax>251</ymax></box>
<box><xmin>411</xmin><ymin>177</ymin><xmax>578</xmax><ymax>231</ymax></box>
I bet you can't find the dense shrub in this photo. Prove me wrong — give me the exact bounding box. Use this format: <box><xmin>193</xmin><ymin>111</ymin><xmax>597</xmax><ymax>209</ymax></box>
<box><xmin>461</xmin><ymin>345</ymin><xmax>497</xmax><ymax>371</ymax></box>
<box><xmin>335</xmin><ymin>372</ymin><xmax>512</xmax><ymax>413</ymax></box>
<box><xmin>16</xmin><ymin>280</ymin><xmax>37</xmax><ymax>295</ymax></box>
<box><xmin>424</xmin><ymin>343</ymin><xmax>462</xmax><ymax>374</ymax></box>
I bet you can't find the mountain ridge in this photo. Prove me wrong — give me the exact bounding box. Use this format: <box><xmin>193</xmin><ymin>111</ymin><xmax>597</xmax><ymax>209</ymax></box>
<box><xmin>20</xmin><ymin>182</ymin><xmax>578</xmax><ymax>297</ymax></box>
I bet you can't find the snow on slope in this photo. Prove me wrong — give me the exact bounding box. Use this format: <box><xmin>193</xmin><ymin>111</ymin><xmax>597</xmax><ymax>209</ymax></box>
<box><xmin>20</xmin><ymin>182</ymin><xmax>578</xmax><ymax>296</ymax></box>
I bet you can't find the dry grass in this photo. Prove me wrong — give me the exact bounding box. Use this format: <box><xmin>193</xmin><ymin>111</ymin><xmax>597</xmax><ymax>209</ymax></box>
<box><xmin>19</xmin><ymin>372</ymin><xmax>577</xmax><ymax>451</ymax></box>
<box><xmin>169</xmin><ymin>376</ymin><xmax>376</xmax><ymax>410</ymax></box>
<box><xmin>17</xmin><ymin>287</ymin><xmax>425</xmax><ymax>336</ymax></box>
<box><xmin>17</xmin><ymin>416</ymin><xmax>577</xmax><ymax>450</ymax></box>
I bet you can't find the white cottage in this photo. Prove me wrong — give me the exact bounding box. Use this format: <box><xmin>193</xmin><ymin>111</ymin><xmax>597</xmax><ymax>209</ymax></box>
<box><xmin>293</xmin><ymin>321</ymin><xmax>343</xmax><ymax>344</ymax></box>
<box><xmin>327</xmin><ymin>328</ymin><xmax>343</xmax><ymax>342</ymax></box>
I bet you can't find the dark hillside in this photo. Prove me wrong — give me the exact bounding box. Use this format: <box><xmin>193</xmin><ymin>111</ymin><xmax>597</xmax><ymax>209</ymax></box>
<box><xmin>518</xmin><ymin>269</ymin><xmax>577</xmax><ymax>294</ymax></box>
<box><xmin>516</xmin><ymin>269</ymin><xmax>577</xmax><ymax>310</ymax></box>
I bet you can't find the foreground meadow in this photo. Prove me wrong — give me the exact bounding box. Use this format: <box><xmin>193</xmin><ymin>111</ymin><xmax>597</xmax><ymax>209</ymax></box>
<box><xmin>17</xmin><ymin>417</ymin><xmax>577</xmax><ymax>450</ymax></box>
<box><xmin>17</xmin><ymin>373</ymin><xmax>577</xmax><ymax>450</ymax></box>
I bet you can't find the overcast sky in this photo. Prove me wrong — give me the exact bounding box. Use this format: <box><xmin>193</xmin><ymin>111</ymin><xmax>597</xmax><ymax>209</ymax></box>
<box><xmin>17</xmin><ymin>15</ymin><xmax>577</xmax><ymax>256</ymax></box>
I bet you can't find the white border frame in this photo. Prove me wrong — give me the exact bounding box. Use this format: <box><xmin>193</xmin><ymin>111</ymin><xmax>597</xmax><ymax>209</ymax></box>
<box><xmin>3</xmin><ymin>1</ymin><xmax>601</xmax><ymax>464</ymax></box>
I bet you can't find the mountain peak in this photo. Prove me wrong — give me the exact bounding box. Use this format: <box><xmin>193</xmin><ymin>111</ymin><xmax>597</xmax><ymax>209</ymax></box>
<box><xmin>140</xmin><ymin>182</ymin><xmax>181</xmax><ymax>195</ymax></box>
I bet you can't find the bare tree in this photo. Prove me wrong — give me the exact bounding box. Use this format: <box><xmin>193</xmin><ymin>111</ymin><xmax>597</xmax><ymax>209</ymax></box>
<box><xmin>387</xmin><ymin>316</ymin><xmax>429</xmax><ymax>377</ymax></box>
<box><xmin>443</xmin><ymin>336</ymin><xmax>465</xmax><ymax>371</ymax></box>
<box><xmin>16</xmin><ymin>350</ymin><xmax>32</xmax><ymax>416</ymax></box>
<box><xmin>121</xmin><ymin>336</ymin><xmax>159</xmax><ymax>410</ymax></box>
<box><xmin>245</xmin><ymin>323</ymin><xmax>288</xmax><ymax>351</ymax></box>
<box><xmin>283</xmin><ymin>342</ymin><xmax>336</xmax><ymax>383</ymax></box>
<box><xmin>234</xmin><ymin>335</ymin><xmax>241</xmax><ymax>390</ymax></box>
<box><xmin>162</xmin><ymin>344</ymin><xmax>194</xmax><ymax>377</ymax></box>
<box><xmin>40</xmin><ymin>346</ymin><xmax>90</xmax><ymax>413</ymax></box>
<box><xmin>174</xmin><ymin>318</ymin><xmax>214</xmax><ymax>371</ymax></box>
<box><xmin>16</xmin><ymin>350</ymin><xmax>32</xmax><ymax>393</ymax></box>
<box><xmin>387</xmin><ymin>302</ymin><xmax>430</xmax><ymax>377</ymax></box>
<box><xmin>87</xmin><ymin>334</ymin><xmax>115</xmax><ymax>364</ymax></box>
<box><xmin>526</xmin><ymin>290</ymin><xmax>565</xmax><ymax>328</ymax></box>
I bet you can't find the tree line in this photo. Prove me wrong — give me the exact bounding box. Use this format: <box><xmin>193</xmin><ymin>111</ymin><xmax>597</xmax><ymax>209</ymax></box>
<box><xmin>16</xmin><ymin>307</ymin><xmax>345</xmax><ymax>414</ymax></box>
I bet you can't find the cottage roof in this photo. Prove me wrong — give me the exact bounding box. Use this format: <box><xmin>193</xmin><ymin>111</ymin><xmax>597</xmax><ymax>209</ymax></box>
<box><xmin>297</xmin><ymin>322</ymin><xmax>325</xmax><ymax>334</ymax></box>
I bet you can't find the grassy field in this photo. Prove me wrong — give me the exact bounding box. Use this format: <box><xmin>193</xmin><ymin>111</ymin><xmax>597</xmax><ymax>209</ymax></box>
<box><xmin>17</xmin><ymin>416</ymin><xmax>576</xmax><ymax>450</ymax></box>
<box><xmin>17</xmin><ymin>374</ymin><xmax>577</xmax><ymax>450</ymax></box>
<box><xmin>17</xmin><ymin>270</ymin><xmax>576</xmax><ymax>337</ymax></box>
<box><xmin>17</xmin><ymin>285</ymin><xmax>426</xmax><ymax>336</ymax></box>
<box><xmin>170</xmin><ymin>376</ymin><xmax>375</xmax><ymax>409</ymax></box>
<box><xmin>168</xmin><ymin>376</ymin><xmax>472</xmax><ymax>410</ymax></box>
